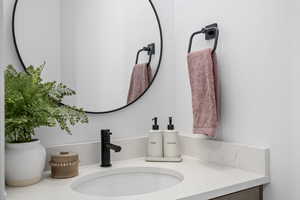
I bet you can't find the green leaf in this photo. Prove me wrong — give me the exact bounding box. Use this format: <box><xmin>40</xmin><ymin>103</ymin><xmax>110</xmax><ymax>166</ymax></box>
<box><xmin>5</xmin><ymin>64</ymin><xmax>89</xmax><ymax>143</ymax></box>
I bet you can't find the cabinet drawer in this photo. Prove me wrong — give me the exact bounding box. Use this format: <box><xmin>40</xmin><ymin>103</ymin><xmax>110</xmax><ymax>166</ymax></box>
<box><xmin>210</xmin><ymin>186</ymin><xmax>263</xmax><ymax>200</ymax></box>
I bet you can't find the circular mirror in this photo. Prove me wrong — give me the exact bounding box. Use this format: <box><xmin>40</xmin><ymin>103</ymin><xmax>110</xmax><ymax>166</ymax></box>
<box><xmin>13</xmin><ymin>0</ymin><xmax>162</xmax><ymax>114</ymax></box>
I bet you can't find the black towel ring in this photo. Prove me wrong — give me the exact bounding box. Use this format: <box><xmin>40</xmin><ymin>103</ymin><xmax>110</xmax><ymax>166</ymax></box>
<box><xmin>188</xmin><ymin>23</ymin><xmax>219</xmax><ymax>54</ymax></box>
<box><xmin>135</xmin><ymin>43</ymin><xmax>155</xmax><ymax>66</ymax></box>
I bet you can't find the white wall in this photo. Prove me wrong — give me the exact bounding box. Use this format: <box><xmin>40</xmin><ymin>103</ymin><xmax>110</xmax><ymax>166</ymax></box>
<box><xmin>3</xmin><ymin>0</ymin><xmax>175</xmax><ymax>147</ymax></box>
<box><xmin>290</xmin><ymin>1</ymin><xmax>300</xmax><ymax>199</ymax></box>
<box><xmin>174</xmin><ymin>0</ymin><xmax>296</xmax><ymax>200</ymax></box>
<box><xmin>0</xmin><ymin>0</ymin><xmax>6</xmax><ymax>198</ymax></box>
<box><xmin>13</xmin><ymin>0</ymin><xmax>61</xmax><ymax>83</ymax></box>
<box><xmin>0</xmin><ymin>60</ymin><xmax>6</xmax><ymax>200</ymax></box>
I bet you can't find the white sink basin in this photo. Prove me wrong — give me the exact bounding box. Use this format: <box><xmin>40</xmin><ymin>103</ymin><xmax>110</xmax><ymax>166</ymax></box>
<box><xmin>71</xmin><ymin>167</ymin><xmax>184</xmax><ymax>197</ymax></box>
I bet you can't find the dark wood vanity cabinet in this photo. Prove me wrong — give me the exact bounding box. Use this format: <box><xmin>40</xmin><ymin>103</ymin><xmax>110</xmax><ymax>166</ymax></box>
<box><xmin>210</xmin><ymin>186</ymin><xmax>263</xmax><ymax>200</ymax></box>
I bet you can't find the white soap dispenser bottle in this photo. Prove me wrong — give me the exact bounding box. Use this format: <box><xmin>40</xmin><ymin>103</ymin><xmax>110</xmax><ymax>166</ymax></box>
<box><xmin>147</xmin><ymin>117</ymin><xmax>163</xmax><ymax>158</ymax></box>
<box><xmin>163</xmin><ymin>117</ymin><xmax>181</xmax><ymax>159</ymax></box>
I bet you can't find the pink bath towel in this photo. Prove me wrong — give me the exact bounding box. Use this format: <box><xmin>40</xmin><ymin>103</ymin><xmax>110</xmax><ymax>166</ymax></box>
<box><xmin>127</xmin><ymin>63</ymin><xmax>153</xmax><ymax>104</ymax></box>
<box><xmin>187</xmin><ymin>48</ymin><xmax>219</xmax><ymax>137</ymax></box>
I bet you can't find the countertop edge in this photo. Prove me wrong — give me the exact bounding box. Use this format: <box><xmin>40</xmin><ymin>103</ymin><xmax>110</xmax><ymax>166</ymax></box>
<box><xmin>179</xmin><ymin>176</ymin><xmax>270</xmax><ymax>200</ymax></box>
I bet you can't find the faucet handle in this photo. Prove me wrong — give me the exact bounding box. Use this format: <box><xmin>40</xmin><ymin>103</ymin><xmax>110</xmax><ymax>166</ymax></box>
<box><xmin>101</xmin><ymin>129</ymin><xmax>112</xmax><ymax>136</ymax></box>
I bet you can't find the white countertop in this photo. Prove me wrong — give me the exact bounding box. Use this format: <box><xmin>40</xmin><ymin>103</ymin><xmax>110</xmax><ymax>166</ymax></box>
<box><xmin>6</xmin><ymin>156</ymin><xmax>270</xmax><ymax>200</ymax></box>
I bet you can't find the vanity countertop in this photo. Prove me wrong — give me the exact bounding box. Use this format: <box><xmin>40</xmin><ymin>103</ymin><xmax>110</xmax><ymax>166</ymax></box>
<box><xmin>6</xmin><ymin>156</ymin><xmax>270</xmax><ymax>200</ymax></box>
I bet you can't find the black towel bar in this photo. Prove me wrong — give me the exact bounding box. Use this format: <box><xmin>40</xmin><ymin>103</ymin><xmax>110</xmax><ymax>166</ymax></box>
<box><xmin>188</xmin><ymin>23</ymin><xmax>219</xmax><ymax>54</ymax></box>
<box><xmin>135</xmin><ymin>43</ymin><xmax>155</xmax><ymax>66</ymax></box>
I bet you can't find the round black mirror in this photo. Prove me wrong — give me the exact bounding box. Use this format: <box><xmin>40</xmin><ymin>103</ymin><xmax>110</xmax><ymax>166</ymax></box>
<box><xmin>12</xmin><ymin>0</ymin><xmax>163</xmax><ymax>114</ymax></box>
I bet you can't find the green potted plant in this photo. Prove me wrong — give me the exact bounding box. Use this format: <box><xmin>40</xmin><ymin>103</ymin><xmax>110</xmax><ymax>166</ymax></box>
<box><xmin>5</xmin><ymin>64</ymin><xmax>88</xmax><ymax>187</ymax></box>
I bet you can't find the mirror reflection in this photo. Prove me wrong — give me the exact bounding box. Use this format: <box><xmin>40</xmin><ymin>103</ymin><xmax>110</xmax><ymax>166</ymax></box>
<box><xmin>14</xmin><ymin>0</ymin><xmax>162</xmax><ymax>113</ymax></box>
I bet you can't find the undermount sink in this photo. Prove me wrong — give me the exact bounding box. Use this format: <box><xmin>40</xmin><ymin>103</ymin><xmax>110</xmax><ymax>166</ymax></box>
<box><xmin>71</xmin><ymin>167</ymin><xmax>184</xmax><ymax>197</ymax></box>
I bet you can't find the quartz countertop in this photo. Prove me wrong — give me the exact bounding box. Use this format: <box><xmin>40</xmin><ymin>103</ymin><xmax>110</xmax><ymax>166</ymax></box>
<box><xmin>6</xmin><ymin>156</ymin><xmax>270</xmax><ymax>200</ymax></box>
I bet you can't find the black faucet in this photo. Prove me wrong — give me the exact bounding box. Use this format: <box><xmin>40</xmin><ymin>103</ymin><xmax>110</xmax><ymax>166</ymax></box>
<box><xmin>101</xmin><ymin>129</ymin><xmax>122</xmax><ymax>167</ymax></box>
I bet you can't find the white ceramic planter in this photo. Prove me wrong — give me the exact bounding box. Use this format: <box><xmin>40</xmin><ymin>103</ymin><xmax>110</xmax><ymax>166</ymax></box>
<box><xmin>5</xmin><ymin>140</ymin><xmax>46</xmax><ymax>187</ymax></box>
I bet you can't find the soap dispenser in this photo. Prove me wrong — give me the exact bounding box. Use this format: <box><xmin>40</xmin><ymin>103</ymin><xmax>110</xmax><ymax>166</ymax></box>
<box><xmin>163</xmin><ymin>117</ymin><xmax>181</xmax><ymax>159</ymax></box>
<box><xmin>147</xmin><ymin>117</ymin><xmax>163</xmax><ymax>158</ymax></box>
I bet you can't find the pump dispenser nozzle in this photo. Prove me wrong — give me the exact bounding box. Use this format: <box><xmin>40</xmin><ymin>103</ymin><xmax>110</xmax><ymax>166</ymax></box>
<box><xmin>152</xmin><ymin>117</ymin><xmax>159</xmax><ymax>130</ymax></box>
<box><xmin>167</xmin><ymin>117</ymin><xmax>175</xmax><ymax>130</ymax></box>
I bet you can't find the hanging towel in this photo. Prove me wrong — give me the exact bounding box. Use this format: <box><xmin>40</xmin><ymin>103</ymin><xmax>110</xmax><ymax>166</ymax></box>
<box><xmin>187</xmin><ymin>48</ymin><xmax>219</xmax><ymax>137</ymax></box>
<box><xmin>127</xmin><ymin>63</ymin><xmax>153</xmax><ymax>104</ymax></box>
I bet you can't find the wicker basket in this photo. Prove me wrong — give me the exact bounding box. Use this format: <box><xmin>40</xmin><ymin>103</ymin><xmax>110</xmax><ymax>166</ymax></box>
<box><xmin>49</xmin><ymin>152</ymin><xmax>79</xmax><ymax>179</ymax></box>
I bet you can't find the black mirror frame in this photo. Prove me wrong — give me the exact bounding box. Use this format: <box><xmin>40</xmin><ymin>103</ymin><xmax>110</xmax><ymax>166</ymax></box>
<box><xmin>12</xmin><ymin>0</ymin><xmax>163</xmax><ymax>114</ymax></box>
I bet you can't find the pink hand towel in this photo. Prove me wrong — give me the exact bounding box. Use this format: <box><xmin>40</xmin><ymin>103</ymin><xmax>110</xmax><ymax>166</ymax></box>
<box><xmin>187</xmin><ymin>48</ymin><xmax>219</xmax><ymax>137</ymax></box>
<box><xmin>127</xmin><ymin>63</ymin><xmax>153</xmax><ymax>104</ymax></box>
